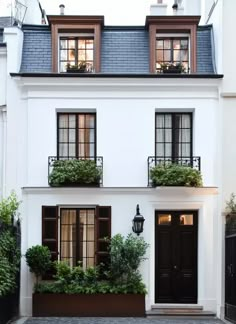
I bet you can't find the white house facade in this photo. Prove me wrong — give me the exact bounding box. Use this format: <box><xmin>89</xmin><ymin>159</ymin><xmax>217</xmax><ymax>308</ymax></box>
<box><xmin>0</xmin><ymin>0</ymin><xmax>229</xmax><ymax>319</ymax></box>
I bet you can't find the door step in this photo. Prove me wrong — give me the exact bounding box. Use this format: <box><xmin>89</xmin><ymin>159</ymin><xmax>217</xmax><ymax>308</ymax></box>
<box><xmin>146</xmin><ymin>305</ymin><xmax>216</xmax><ymax>319</ymax></box>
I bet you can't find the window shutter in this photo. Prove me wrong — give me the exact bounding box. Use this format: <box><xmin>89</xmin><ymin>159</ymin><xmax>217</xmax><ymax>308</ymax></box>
<box><xmin>42</xmin><ymin>206</ymin><xmax>58</xmax><ymax>278</ymax></box>
<box><xmin>95</xmin><ymin>206</ymin><xmax>111</xmax><ymax>266</ymax></box>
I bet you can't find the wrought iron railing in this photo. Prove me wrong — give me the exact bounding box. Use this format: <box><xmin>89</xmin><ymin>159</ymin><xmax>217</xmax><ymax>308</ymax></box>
<box><xmin>48</xmin><ymin>156</ymin><xmax>103</xmax><ymax>186</ymax></box>
<box><xmin>147</xmin><ymin>156</ymin><xmax>201</xmax><ymax>187</ymax></box>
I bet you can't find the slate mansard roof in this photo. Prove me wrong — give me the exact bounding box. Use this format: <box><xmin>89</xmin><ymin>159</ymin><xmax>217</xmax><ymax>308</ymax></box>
<box><xmin>20</xmin><ymin>24</ymin><xmax>215</xmax><ymax>74</ymax></box>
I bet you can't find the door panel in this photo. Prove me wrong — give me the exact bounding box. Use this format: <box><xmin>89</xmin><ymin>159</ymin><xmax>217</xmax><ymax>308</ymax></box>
<box><xmin>155</xmin><ymin>210</ymin><xmax>198</xmax><ymax>303</ymax></box>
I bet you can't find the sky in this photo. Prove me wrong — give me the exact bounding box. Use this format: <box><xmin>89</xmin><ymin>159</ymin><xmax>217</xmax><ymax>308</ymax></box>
<box><xmin>38</xmin><ymin>0</ymin><xmax>154</xmax><ymax>25</ymax></box>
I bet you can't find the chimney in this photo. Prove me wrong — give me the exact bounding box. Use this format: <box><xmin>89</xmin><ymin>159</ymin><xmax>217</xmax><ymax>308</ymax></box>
<box><xmin>150</xmin><ymin>0</ymin><xmax>168</xmax><ymax>15</ymax></box>
<box><xmin>59</xmin><ymin>4</ymin><xmax>65</xmax><ymax>15</ymax></box>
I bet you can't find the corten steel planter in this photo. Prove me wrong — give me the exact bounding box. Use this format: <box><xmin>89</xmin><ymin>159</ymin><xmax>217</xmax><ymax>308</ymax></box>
<box><xmin>33</xmin><ymin>293</ymin><xmax>145</xmax><ymax>317</ymax></box>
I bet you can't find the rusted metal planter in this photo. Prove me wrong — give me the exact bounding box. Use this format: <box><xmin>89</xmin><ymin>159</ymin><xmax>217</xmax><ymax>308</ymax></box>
<box><xmin>33</xmin><ymin>293</ymin><xmax>145</xmax><ymax>317</ymax></box>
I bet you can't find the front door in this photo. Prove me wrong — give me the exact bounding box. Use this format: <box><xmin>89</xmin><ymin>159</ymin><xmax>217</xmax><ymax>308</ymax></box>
<box><xmin>155</xmin><ymin>210</ymin><xmax>198</xmax><ymax>303</ymax></box>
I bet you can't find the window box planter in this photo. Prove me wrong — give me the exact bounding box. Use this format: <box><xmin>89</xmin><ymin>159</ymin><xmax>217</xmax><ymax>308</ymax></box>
<box><xmin>66</xmin><ymin>68</ymin><xmax>87</xmax><ymax>73</ymax></box>
<box><xmin>32</xmin><ymin>293</ymin><xmax>145</xmax><ymax>317</ymax></box>
<box><xmin>162</xmin><ymin>67</ymin><xmax>182</xmax><ymax>74</ymax></box>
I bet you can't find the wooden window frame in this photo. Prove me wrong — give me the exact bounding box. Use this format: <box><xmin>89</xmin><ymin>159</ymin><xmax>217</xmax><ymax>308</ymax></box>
<box><xmin>146</xmin><ymin>16</ymin><xmax>200</xmax><ymax>73</ymax></box>
<box><xmin>48</xmin><ymin>15</ymin><xmax>104</xmax><ymax>73</ymax></box>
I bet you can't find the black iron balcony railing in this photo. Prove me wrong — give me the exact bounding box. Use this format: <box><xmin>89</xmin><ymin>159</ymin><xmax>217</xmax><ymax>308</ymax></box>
<box><xmin>48</xmin><ymin>156</ymin><xmax>103</xmax><ymax>187</ymax></box>
<box><xmin>147</xmin><ymin>156</ymin><xmax>201</xmax><ymax>187</ymax></box>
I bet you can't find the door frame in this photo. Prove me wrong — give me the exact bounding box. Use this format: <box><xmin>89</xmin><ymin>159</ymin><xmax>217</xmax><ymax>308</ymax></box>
<box><xmin>155</xmin><ymin>209</ymin><xmax>198</xmax><ymax>304</ymax></box>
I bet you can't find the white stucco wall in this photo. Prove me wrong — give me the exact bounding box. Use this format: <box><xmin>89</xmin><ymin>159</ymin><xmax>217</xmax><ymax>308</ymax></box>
<box><xmin>7</xmin><ymin>77</ymin><xmax>222</xmax><ymax>189</ymax></box>
<box><xmin>19</xmin><ymin>187</ymin><xmax>219</xmax><ymax>316</ymax></box>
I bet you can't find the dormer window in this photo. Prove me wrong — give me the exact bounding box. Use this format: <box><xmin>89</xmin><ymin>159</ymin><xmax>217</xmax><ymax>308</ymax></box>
<box><xmin>48</xmin><ymin>15</ymin><xmax>104</xmax><ymax>73</ymax></box>
<box><xmin>146</xmin><ymin>15</ymin><xmax>200</xmax><ymax>74</ymax></box>
<box><xmin>156</xmin><ymin>36</ymin><xmax>189</xmax><ymax>73</ymax></box>
<box><xmin>59</xmin><ymin>36</ymin><xmax>94</xmax><ymax>72</ymax></box>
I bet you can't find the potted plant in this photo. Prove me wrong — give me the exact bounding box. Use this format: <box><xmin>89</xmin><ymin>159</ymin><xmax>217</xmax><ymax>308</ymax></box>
<box><xmin>25</xmin><ymin>245</ymin><xmax>52</xmax><ymax>284</ymax></box>
<box><xmin>66</xmin><ymin>61</ymin><xmax>88</xmax><ymax>73</ymax></box>
<box><xmin>29</xmin><ymin>233</ymin><xmax>148</xmax><ymax>317</ymax></box>
<box><xmin>150</xmin><ymin>163</ymin><xmax>203</xmax><ymax>187</ymax></box>
<box><xmin>160</xmin><ymin>62</ymin><xmax>185</xmax><ymax>74</ymax></box>
<box><xmin>48</xmin><ymin>159</ymin><xmax>101</xmax><ymax>187</ymax></box>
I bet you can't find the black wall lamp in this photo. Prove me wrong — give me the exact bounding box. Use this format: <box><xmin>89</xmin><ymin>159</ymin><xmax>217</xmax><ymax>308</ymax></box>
<box><xmin>132</xmin><ymin>204</ymin><xmax>145</xmax><ymax>236</ymax></box>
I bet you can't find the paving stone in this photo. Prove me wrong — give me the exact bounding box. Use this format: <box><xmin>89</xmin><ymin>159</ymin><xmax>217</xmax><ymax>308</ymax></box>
<box><xmin>16</xmin><ymin>316</ymin><xmax>224</xmax><ymax>324</ymax></box>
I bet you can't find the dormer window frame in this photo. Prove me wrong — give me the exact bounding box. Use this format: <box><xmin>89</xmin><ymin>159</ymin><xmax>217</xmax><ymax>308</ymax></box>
<box><xmin>145</xmin><ymin>16</ymin><xmax>200</xmax><ymax>74</ymax></box>
<box><xmin>48</xmin><ymin>15</ymin><xmax>104</xmax><ymax>73</ymax></box>
<box><xmin>156</xmin><ymin>33</ymin><xmax>191</xmax><ymax>73</ymax></box>
<box><xmin>58</xmin><ymin>33</ymin><xmax>95</xmax><ymax>73</ymax></box>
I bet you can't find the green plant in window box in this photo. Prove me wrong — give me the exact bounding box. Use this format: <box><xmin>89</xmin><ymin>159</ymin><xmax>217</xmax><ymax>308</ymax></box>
<box><xmin>66</xmin><ymin>61</ymin><xmax>88</xmax><ymax>73</ymax></box>
<box><xmin>48</xmin><ymin>159</ymin><xmax>101</xmax><ymax>187</ymax></box>
<box><xmin>160</xmin><ymin>62</ymin><xmax>186</xmax><ymax>74</ymax></box>
<box><xmin>150</xmin><ymin>163</ymin><xmax>203</xmax><ymax>187</ymax></box>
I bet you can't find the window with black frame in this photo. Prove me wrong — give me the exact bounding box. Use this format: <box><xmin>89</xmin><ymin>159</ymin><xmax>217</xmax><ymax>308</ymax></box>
<box><xmin>59</xmin><ymin>37</ymin><xmax>94</xmax><ymax>72</ymax></box>
<box><xmin>57</xmin><ymin>113</ymin><xmax>96</xmax><ymax>159</ymax></box>
<box><xmin>156</xmin><ymin>37</ymin><xmax>189</xmax><ymax>73</ymax></box>
<box><xmin>155</xmin><ymin>113</ymin><xmax>192</xmax><ymax>163</ymax></box>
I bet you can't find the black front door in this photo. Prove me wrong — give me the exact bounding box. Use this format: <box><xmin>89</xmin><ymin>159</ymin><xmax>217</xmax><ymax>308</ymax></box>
<box><xmin>155</xmin><ymin>210</ymin><xmax>198</xmax><ymax>303</ymax></box>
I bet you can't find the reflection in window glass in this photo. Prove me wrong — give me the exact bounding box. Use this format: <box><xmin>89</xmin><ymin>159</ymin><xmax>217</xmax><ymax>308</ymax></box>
<box><xmin>180</xmin><ymin>214</ymin><xmax>193</xmax><ymax>225</ymax></box>
<box><xmin>158</xmin><ymin>214</ymin><xmax>171</xmax><ymax>225</ymax></box>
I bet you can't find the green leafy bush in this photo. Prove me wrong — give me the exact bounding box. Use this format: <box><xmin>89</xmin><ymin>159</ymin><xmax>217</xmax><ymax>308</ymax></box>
<box><xmin>0</xmin><ymin>230</ymin><xmax>21</xmax><ymax>296</ymax></box>
<box><xmin>48</xmin><ymin>159</ymin><xmax>101</xmax><ymax>186</ymax></box>
<box><xmin>0</xmin><ymin>192</ymin><xmax>21</xmax><ymax>225</ymax></box>
<box><xmin>25</xmin><ymin>245</ymin><xmax>52</xmax><ymax>283</ymax></box>
<box><xmin>33</xmin><ymin>234</ymin><xmax>149</xmax><ymax>295</ymax></box>
<box><xmin>150</xmin><ymin>163</ymin><xmax>203</xmax><ymax>187</ymax></box>
<box><xmin>226</xmin><ymin>193</ymin><xmax>236</xmax><ymax>213</ymax></box>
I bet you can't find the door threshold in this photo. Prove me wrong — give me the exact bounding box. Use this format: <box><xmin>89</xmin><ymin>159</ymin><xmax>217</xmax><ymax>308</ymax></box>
<box><xmin>151</xmin><ymin>304</ymin><xmax>202</xmax><ymax>309</ymax></box>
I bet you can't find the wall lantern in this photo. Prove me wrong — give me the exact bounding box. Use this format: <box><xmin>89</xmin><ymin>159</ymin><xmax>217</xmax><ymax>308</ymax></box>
<box><xmin>132</xmin><ymin>204</ymin><xmax>145</xmax><ymax>236</ymax></box>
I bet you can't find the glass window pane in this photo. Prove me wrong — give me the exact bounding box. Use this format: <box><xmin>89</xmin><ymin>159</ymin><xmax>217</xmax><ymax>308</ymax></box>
<box><xmin>59</xmin><ymin>129</ymin><xmax>68</xmax><ymax>142</ymax></box>
<box><xmin>60</xmin><ymin>39</ymin><xmax>67</xmax><ymax>49</ymax></box>
<box><xmin>181</xmin><ymin>39</ymin><xmax>188</xmax><ymax>49</ymax></box>
<box><xmin>87</xmin><ymin>225</ymin><xmax>94</xmax><ymax>241</ymax></box>
<box><xmin>86</xmin><ymin>115</ymin><xmax>95</xmax><ymax>128</ymax></box>
<box><xmin>59</xmin><ymin>143</ymin><xmax>68</xmax><ymax>157</ymax></box>
<box><xmin>164</xmin><ymin>50</ymin><xmax>171</xmax><ymax>61</ymax></box>
<box><xmin>156</xmin><ymin>143</ymin><xmax>164</xmax><ymax>156</ymax></box>
<box><xmin>69</xmin><ymin>115</ymin><xmax>76</xmax><ymax>128</ymax></box>
<box><xmin>156</xmin><ymin>129</ymin><xmax>164</xmax><ymax>142</ymax></box>
<box><xmin>173</xmin><ymin>50</ymin><xmax>180</xmax><ymax>61</ymax></box>
<box><xmin>164</xmin><ymin>39</ymin><xmax>171</xmax><ymax>49</ymax></box>
<box><xmin>86</xmin><ymin>50</ymin><xmax>93</xmax><ymax>61</ymax></box>
<box><xmin>157</xmin><ymin>50</ymin><xmax>163</xmax><ymax>61</ymax></box>
<box><xmin>69</xmin><ymin>144</ymin><xmax>76</xmax><ymax>156</ymax></box>
<box><xmin>69</xmin><ymin>129</ymin><xmax>76</xmax><ymax>142</ymax></box>
<box><xmin>68</xmin><ymin>39</ymin><xmax>75</xmax><ymax>49</ymax></box>
<box><xmin>59</xmin><ymin>115</ymin><xmax>68</xmax><ymax>128</ymax></box>
<box><xmin>181</xmin><ymin>143</ymin><xmax>191</xmax><ymax>156</ymax></box>
<box><xmin>86</xmin><ymin>39</ymin><xmax>94</xmax><ymax>49</ymax></box>
<box><xmin>78</xmin><ymin>129</ymin><xmax>85</xmax><ymax>142</ymax></box>
<box><xmin>78</xmin><ymin>39</ymin><xmax>85</xmax><ymax>49</ymax></box>
<box><xmin>60</xmin><ymin>50</ymin><xmax>67</xmax><ymax>60</ymax></box>
<box><xmin>61</xmin><ymin>210</ymin><xmax>76</xmax><ymax>224</ymax></box>
<box><xmin>156</xmin><ymin>39</ymin><xmax>163</xmax><ymax>49</ymax></box>
<box><xmin>165</xmin><ymin>115</ymin><xmax>172</xmax><ymax>128</ymax></box>
<box><xmin>180</xmin><ymin>214</ymin><xmax>193</xmax><ymax>225</ymax></box>
<box><xmin>173</xmin><ymin>39</ymin><xmax>181</xmax><ymax>49</ymax></box>
<box><xmin>78</xmin><ymin>115</ymin><xmax>85</xmax><ymax>128</ymax></box>
<box><xmin>87</xmin><ymin>242</ymin><xmax>95</xmax><ymax>257</ymax></box>
<box><xmin>165</xmin><ymin>143</ymin><xmax>172</xmax><ymax>156</ymax></box>
<box><xmin>69</xmin><ymin>49</ymin><xmax>75</xmax><ymax>60</ymax></box>
<box><xmin>181</xmin><ymin>50</ymin><xmax>188</xmax><ymax>61</ymax></box>
<box><xmin>87</xmin><ymin>258</ymin><xmax>95</xmax><ymax>267</ymax></box>
<box><xmin>156</xmin><ymin>115</ymin><xmax>165</xmax><ymax>128</ymax></box>
<box><xmin>165</xmin><ymin>129</ymin><xmax>172</xmax><ymax>142</ymax></box>
<box><xmin>181</xmin><ymin>129</ymin><xmax>190</xmax><ymax>142</ymax></box>
<box><xmin>182</xmin><ymin>115</ymin><xmax>191</xmax><ymax>128</ymax></box>
<box><xmin>78</xmin><ymin>50</ymin><xmax>85</xmax><ymax>61</ymax></box>
<box><xmin>158</xmin><ymin>214</ymin><xmax>171</xmax><ymax>225</ymax></box>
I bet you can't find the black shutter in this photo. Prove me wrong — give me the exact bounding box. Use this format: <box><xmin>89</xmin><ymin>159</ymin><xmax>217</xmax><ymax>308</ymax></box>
<box><xmin>95</xmin><ymin>206</ymin><xmax>111</xmax><ymax>266</ymax></box>
<box><xmin>42</xmin><ymin>206</ymin><xmax>58</xmax><ymax>278</ymax></box>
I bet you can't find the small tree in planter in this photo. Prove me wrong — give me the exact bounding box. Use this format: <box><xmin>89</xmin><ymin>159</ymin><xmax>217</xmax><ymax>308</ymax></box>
<box><xmin>150</xmin><ymin>163</ymin><xmax>203</xmax><ymax>187</ymax></box>
<box><xmin>25</xmin><ymin>245</ymin><xmax>52</xmax><ymax>284</ymax></box>
<box><xmin>48</xmin><ymin>159</ymin><xmax>101</xmax><ymax>186</ymax></box>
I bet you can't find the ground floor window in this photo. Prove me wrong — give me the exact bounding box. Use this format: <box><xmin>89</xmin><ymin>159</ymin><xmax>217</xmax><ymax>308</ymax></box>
<box><xmin>42</xmin><ymin>205</ymin><xmax>111</xmax><ymax>275</ymax></box>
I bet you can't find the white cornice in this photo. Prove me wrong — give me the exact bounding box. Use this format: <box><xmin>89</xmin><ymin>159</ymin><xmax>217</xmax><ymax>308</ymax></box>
<box><xmin>13</xmin><ymin>77</ymin><xmax>221</xmax><ymax>100</ymax></box>
<box><xmin>22</xmin><ymin>186</ymin><xmax>218</xmax><ymax>196</ymax></box>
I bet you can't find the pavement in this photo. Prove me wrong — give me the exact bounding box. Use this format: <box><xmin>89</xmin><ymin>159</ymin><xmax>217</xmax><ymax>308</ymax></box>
<box><xmin>10</xmin><ymin>317</ymin><xmax>225</xmax><ymax>324</ymax></box>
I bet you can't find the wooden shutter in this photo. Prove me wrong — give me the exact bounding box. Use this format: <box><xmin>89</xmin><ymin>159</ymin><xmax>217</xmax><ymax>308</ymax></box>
<box><xmin>42</xmin><ymin>206</ymin><xmax>58</xmax><ymax>278</ymax></box>
<box><xmin>95</xmin><ymin>206</ymin><xmax>111</xmax><ymax>266</ymax></box>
